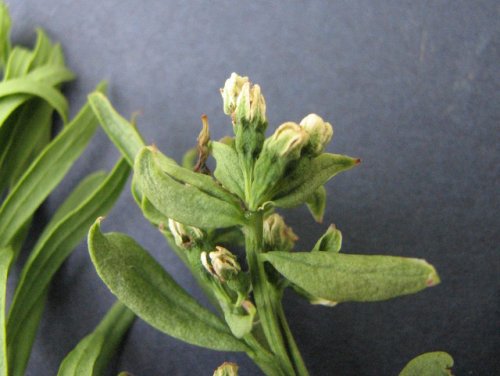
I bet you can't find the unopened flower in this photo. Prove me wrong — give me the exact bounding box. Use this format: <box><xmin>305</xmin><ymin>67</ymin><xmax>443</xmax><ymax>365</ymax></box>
<box><xmin>265</xmin><ymin>122</ymin><xmax>309</xmax><ymax>159</ymax></box>
<box><xmin>221</xmin><ymin>73</ymin><xmax>249</xmax><ymax>115</ymax></box>
<box><xmin>168</xmin><ymin>219</ymin><xmax>204</xmax><ymax>248</ymax></box>
<box><xmin>263</xmin><ymin>213</ymin><xmax>298</xmax><ymax>252</ymax></box>
<box><xmin>201</xmin><ymin>246</ymin><xmax>241</xmax><ymax>282</ymax></box>
<box><xmin>300</xmin><ymin>113</ymin><xmax>333</xmax><ymax>156</ymax></box>
<box><xmin>235</xmin><ymin>81</ymin><xmax>267</xmax><ymax>128</ymax></box>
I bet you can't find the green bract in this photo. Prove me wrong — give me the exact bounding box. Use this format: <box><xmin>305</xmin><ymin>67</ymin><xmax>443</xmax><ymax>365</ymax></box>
<box><xmin>87</xmin><ymin>71</ymin><xmax>452</xmax><ymax>375</ymax></box>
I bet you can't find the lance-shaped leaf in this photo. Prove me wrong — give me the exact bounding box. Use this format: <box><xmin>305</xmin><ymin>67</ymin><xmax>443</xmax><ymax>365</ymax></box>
<box><xmin>88</xmin><ymin>92</ymin><xmax>145</xmax><ymax>166</ymax></box>
<box><xmin>0</xmin><ymin>78</ymin><xmax>68</xmax><ymax>122</ymax></box>
<box><xmin>271</xmin><ymin>153</ymin><xmax>360</xmax><ymax>209</ymax></box>
<box><xmin>57</xmin><ymin>302</ymin><xmax>135</xmax><ymax>376</ymax></box>
<box><xmin>6</xmin><ymin>160</ymin><xmax>129</xmax><ymax>376</ymax></box>
<box><xmin>0</xmin><ymin>99</ymin><xmax>53</xmax><ymax>192</ymax></box>
<box><xmin>88</xmin><ymin>220</ymin><xmax>247</xmax><ymax>352</ymax></box>
<box><xmin>305</xmin><ymin>186</ymin><xmax>326</xmax><ymax>223</ymax></box>
<box><xmin>262</xmin><ymin>252</ymin><xmax>440</xmax><ymax>303</ymax></box>
<box><xmin>135</xmin><ymin>146</ymin><xmax>245</xmax><ymax>229</ymax></box>
<box><xmin>0</xmin><ymin>84</ymin><xmax>105</xmax><ymax>248</ymax></box>
<box><xmin>0</xmin><ymin>247</ymin><xmax>13</xmax><ymax>376</ymax></box>
<box><xmin>0</xmin><ymin>1</ymin><xmax>11</xmax><ymax>70</ymax></box>
<box><xmin>399</xmin><ymin>352</ymin><xmax>454</xmax><ymax>376</ymax></box>
<box><xmin>210</xmin><ymin>141</ymin><xmax>244</xmax><ymax>199</ymax></box>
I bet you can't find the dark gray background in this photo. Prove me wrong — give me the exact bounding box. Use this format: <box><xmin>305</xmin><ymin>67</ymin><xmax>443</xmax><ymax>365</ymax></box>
<box><xmin>9</xmin><ymin>1</ymin><xmax>499</xmax><ymax>375</ymax></box>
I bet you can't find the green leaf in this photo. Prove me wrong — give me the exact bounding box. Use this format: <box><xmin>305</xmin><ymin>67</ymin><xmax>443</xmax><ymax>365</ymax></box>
<box><xmin>0</xmin><ymin>1</ymin><xmax>11</xmax><ymax>70</ymax></box>
<box><xmin>181</xmin><ymin>146</ymin><xmax>197</xmax><ymax>170</ymax></box>
<box><xmin>0</xmin><ymin>247</ymin><xmax>13</xmax><ymax>376</ymax></box>
<box><xmin>399</xmin><ymin>352</ymin><xmax>454</xmax><ymax>376</ymax></box>
<box><xmin>27</xmin><ymin>29</ymin><xmax>53</xmax><ymax>71</ymax></box>
<box><xmin>211</xmin><ymin>141</ymin><xmax>244</xmax><ymax>199</ymax></box>
<box><xmin>0</xmin><ymin>87</ymin><xmax>104</xmax><ymax>248</ymax></box>
<box><xmin>3</xmin><ymin>47</ymin><xmax>32</xmax><ymax>79</ymax></box>
<box><xmin>88</xmin><ymin>92</ymin><xmax>145</xmax><ymax>166</ymax></box>
<box><xmin>135</xmin><ymin>146</ymin><xmax>245</xmax><ymax>229</ymax></box>
<box><xmin>271</xmin><ymin>153</ymin><xmax>360</xmax><ymax>208</ymax></box>
<box><xmin>0</xmin><ymin>77</ymin><xmax>68</xmax><ymax>122</ymax></box>
<box><xmin>25</xmin><ymin>64</ymin><xmax>75</xmax><ymax>86</ymax></box>
<box><xmin>305</xmin><ymin>185</ymin><xmax>326</xmax><ymax>223</ymax></box>
<box><xmin>312</xmin><ymin>224</ymin><xmax>342</xmax><ymax>253</ymax></box>
<box><xmin>262</xmin><ymin>252</ymin><xmax>440</xmax><ymax>303</ymax></box>
<box><xmin>7</xmin><ymin>160</ymin><xmax>129</xmax><ymax>376</ymax></box>
<box><xmin>88</xmin><ymin>220</ymin><xmax>246</xmax><ymax>352</ymax></box>
<box><xmin>0</xmin><ymin>99</ymin><xmax>53</xmax><ymax>192</ymax></box>
<box><xmin>57</xmin><ymin>302</ymin><xmax>135</xmax><ymax>376</ymax></box>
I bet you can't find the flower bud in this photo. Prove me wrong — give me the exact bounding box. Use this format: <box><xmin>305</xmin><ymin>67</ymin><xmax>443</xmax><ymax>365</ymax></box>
<box><xmin>235</xmin><ymin>82</ymin><xmax>267</xmax><ymax>129</ymax></box>
<box><xmin>263</xmin><ymin>214</ymin><xmax>298</xmax><ymax>252</ymax></box>
<box><xmin>220</xmin><ymin>73</ymin><xmax>249</xmax><ymax>115</ymax></box>
<box><xmin>265</xmin><ymin>122</ymin><xmax>309</xmax><ymax>159</ymax></box>
<box><xmin>213</xmin><ymin>362</ymin><xmax>239</xmax><ymax>376</ymax></box>
<box><xmin>168</xmin><ymin>218</ymin><xmax>204</xmax><ymax>248</ymax></box>
<box><xmin>300</xmin><ymin>113</ymin><xmax>333</xmax><ymax>156</ymax></box>
<box><xmin>201</xmin><ymin>246</ymin><xmax>241</xmax><ymax>282</ymax></box>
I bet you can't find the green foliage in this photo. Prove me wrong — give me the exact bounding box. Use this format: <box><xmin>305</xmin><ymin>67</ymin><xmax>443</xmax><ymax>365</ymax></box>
<box><xmin>57</xmin><ymin>302</ymin><xmax>135</xmax><ymax>376</ymax></box>
<box><xmin>0</xmin><ymin>5</ymin><xmax>131</xmax><ymax>375</ymax></box>
<box><xmin>88</xmin><ymin>220</ymin><xmax>247</xmax><ymax>352</ymax></box>
<box><xmin>399</xmin><ymin>352</ymin><xmax>454</xmax><ymax>376</ymax></box>
<box><xmin>87</xmin><ymin>72</ymin><xmax>451</xmax><ymax>375</ymax></box>
<box><xmin>135</xmin><ymin>146</ymin><xmax>245</xmax><ymax>229</ymax></box>
<box><xmin>262</xmin><ymin>251</ymin><xmax>439</xmax><ymax>303</ymax></box>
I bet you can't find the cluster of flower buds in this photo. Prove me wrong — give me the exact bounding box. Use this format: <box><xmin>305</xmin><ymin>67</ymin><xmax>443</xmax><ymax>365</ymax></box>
<box><xmin>263</xmin><ymin>213</ymin><xmax>298</xmax><ymax>252</ymax></box>
<box><xmin>201</xmin><ymin>246</ymin><xmax>241</xmax><ymax>282</ymax></box>
<box><xmin>168</xmin><ymin>218</ymin><xmax>204</xmax><ymax>249</ymax></box>
<box><xmin>221</xmin><ymin>72</ymin><xmax>267</xmax><ymax>130</ymax></box>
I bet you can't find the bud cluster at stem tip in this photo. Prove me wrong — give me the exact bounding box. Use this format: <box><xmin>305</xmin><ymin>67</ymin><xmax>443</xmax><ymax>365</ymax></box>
<box><xmin>221</xmin><ymin>72</ymin><xmax>266</xmax><ymax>128</ymax></box>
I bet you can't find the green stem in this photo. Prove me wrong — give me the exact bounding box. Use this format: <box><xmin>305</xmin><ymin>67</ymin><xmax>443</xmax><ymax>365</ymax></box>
<box><xmin>276</xmin><ymin>296</ymin><xmax>309</xmax><ymax>376</ymax></box>
<box><xmin>243</xmin><ymin>334</ymin><xmax>286</xmax><ymax>376</ymax></box>
<box><xmin>244</xmin><ymin>211</ymin><xmax>295</xmax><ymax>376</ymax></box>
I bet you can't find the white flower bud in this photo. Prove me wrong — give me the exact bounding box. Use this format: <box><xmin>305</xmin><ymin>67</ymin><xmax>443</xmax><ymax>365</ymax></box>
<box><xmin>201</xmin><ymin>246</ymin><xmax>241</xmax><ymax>282</ymax></box>
<box><xmin>213</xmin><ymin>362</ymin><xmax>239</xmax><ymax>376</ymax></box>
<box><xmin>235</xmin><ymin>82</ymin><xmax>267</xmax><ymax>127</ymax></box>
<box><xmin>300</xmin><ymin>113</ymin><xmax>334</xmax><ymax>156</ymax></box>
<box><xmin>168</xmin><ymin>218</ymin><xmax>204</xmax><ymax>248</ymax></box>
<box><xmin>220</xmin><ymin>73</ymin><xmax>249</xmax><ymax>115</ymax></box>
<box><xmin>263</xmin><ymin>214</ymin><xmax>298</xmax><ymax>252</ymax></box>
<box><xmin>266</xmin><ymin>122</ymin><xmax>309</xmax><ymax>159</ymax></box>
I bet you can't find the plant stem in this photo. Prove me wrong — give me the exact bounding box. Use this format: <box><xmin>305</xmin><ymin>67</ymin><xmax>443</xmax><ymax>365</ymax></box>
<box><xmin>244</xmin><ymin>211</ymin><xmax>295</xmax><ymax>376</ymax></box>
<box><xmin>276</xmin><ymin>297</ymin><xmax>309</xmax><ymax>376</ymax></box>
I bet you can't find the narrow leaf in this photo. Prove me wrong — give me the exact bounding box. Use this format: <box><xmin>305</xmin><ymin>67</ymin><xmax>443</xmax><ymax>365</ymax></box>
<box><xmin>57</xmin><ymin>302</ymin><xmax>135</xmax><ymax>376</ymax></box>
<box><xmin>0</xmin><ymin>99</ymin><xmax>53</xmax><ymax>192</ymax></box>
<box><xmin>0</xmin><ymin>78</ymin><xmax>68</xmax><ymax>121</ymax></box>
<box><xmin>262</xmin><ymin>252</ymin><xmax>440</xmax><ymax>303</ymax></box>
<box><xmin>88</xmin><ymin>92</ymin><xmax>145</xmax><ymax>166</ymax></box>
<box><xmin>0</xmin><ymin>247</ymin><xmax>13</xmax><ymax>376</ymax></box>
<box><xmin>135</xmin><ymin>147</ymin><xmax>245</xmax><ymax>229</ymax></box>
<box><xmin>0</xmin><ymin>1</ymin><xmax>11</xmax><ymax>70</ymax></box>
<box><xmin>211</xmin><ymin>140</ymin><xmax>244</xmax><ymax>199</ymax></box>
<box><xmin>7</xmin><ymin>160</ymin><xmax>129</xmax><ymax>376</ymax></box>
<box><xmin>0</xmin><ymin>87</ymin><xmax>104</xmax><ymax>248</ymax></box>
<box><xmin>88</xmin><ymin>220</ymin><xmax>246</xmax><ymax>352</ymax></box>
<box><xmin>399</xmin><ymin>352</ymin><xmax>454</xmax><ymax>376</ymax></box>
<box><xmin>271</xmin><ymin>153</ymin><xmax>360</xmax><ymax>208</ymax></box>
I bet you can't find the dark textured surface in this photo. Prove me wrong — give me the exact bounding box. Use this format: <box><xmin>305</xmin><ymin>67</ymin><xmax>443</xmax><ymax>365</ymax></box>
<box><xmin>8</xmin><ymin>1</ymin><xmax>499</xmax><ymax>375</ymax></box>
